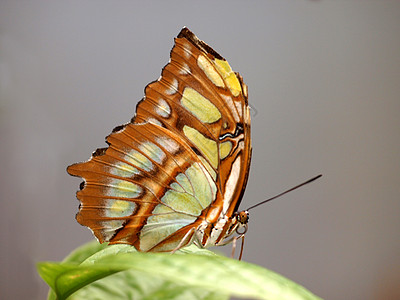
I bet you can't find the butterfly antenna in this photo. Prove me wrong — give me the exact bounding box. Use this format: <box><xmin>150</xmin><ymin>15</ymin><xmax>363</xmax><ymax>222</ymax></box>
<box><xmin>246</xmin><ymin>174</ymin><xmax>322</xmax><ymax>211</ymax></box>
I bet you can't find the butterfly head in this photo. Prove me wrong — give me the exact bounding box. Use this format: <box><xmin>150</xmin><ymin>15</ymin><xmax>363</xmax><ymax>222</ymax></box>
<box><xmin>233</xmin><ymin>210</ymin><xmax>249</xmax><ymax>235</ymax></box>
<box><xmin>236</xmin><ymin>210</ymin><xmax>249</xmax><ymax>224</ymax></box>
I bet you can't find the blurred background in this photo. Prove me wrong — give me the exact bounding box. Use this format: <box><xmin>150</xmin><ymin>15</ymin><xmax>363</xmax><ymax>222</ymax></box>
<box><xmin>1</xmin><ymin>1</ymin><xmax>399</xmax><ymax>299</ymax></box>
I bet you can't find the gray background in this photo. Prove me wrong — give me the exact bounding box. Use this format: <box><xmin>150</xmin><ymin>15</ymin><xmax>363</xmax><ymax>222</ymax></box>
<box><xmin>1</xmin><ymin>1</ymin><xmax>399</xmax><ymax>299</ymax></box>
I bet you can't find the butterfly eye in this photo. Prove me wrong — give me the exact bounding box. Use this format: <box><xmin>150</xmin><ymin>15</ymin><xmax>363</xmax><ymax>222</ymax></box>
<box><xmin>236</xmin><ymin>211</ymin><xmax>249</xmax><ymax>225</ymax></box>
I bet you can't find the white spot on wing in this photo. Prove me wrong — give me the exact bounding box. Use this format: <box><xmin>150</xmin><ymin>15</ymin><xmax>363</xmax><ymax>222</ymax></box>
<box><xmin>139</xmin><ymin>142</ymin><xmax>166</xmax><ymax>164</ymax></box>
<box><xmin>221</xmin><ymin>94</ymin><xmax>240</xmax><ymax>122</ymax></box>
<box><xmin>183</xmin><ymin>43</ymin><xmax>192</xmax><ymax>59</ymax></box>
<box><xmin>156</xmin><ymin>136</ymin><xmax>180</xmax><ymax>154</ymax></box>
<box><xmin>234</xmin><ymin>100</ymin><xmax>243</xmax><ymax>118</ymax></box>
<box><xmin>179</xmin><ymin>63</ymin><xmax>191</xmax><ymax>75</ymax></box>
<box><xmin>155</xmin><ymin>98</ymin><xmax>171</xmax><ymax>118</ymax></box>
<box><xmin>165</xmin><ymin>78</ymin><xmax>178</xmax><ymax>95</ymax></box>
<box><xmin>223</xmin><ymin>156</ymin><xmax>241</xmax><ymax>214</ymax></box>
<box><xmin>147</xmin><ymin>118</ymin><xmax>163</xmax><ymax>127</ymax></box>
<box><xmin>100</xmin><ymin>220</ymin><xmax>125</xmax><ymax>241</ymax></box>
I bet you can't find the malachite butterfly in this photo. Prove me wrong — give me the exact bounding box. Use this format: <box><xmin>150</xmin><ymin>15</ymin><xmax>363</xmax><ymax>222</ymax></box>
<box><xmin>67</xmin><ymin>27</ymin><xmax>252</xmax><ymax>253</ymax></box>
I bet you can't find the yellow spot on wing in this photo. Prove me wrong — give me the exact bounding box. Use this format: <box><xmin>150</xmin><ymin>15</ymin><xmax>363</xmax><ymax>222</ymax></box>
<box><xmin>170</xmin><ymin>181</ymin><xmax>185</xmax><ymax>193</ymax></box>
<box><xmin>107</xmin><ymin>180</ymin><xmax>142</xmax><ymax>198</ymax></box>
<box><xmin>162</xmin><ymin>189</ymin><xmax>203</xmax><ymax>215</ymax></box>
<box><xmin>126</xmin><ymin>150</ymin><xmax>153</xmax><ymax>171</ymax></box>
<box><xmin>197</xmin><ymin>55</ymin><xmax>224</xmax><ymax>87</ymax></box>
<box><xmin>186</xmin><ymin>163</ymin><xmax>216</xmax><ymax>209</ymax></box>
<box><xmin>139</xmin><ymin>204</ymin><xmax>196</xmax><ymax>251</ymax></box>
<box><xmin>181</xmin><ymin>87</ymin><xmax>221</xmax><ymax>123</ymax></box>
<box><xmin>214</xmin><ymin>59</ymin><xmax>242</xmax><ymax>97</ymax></box>
<box><xmin>199</xmin><ymin>156</ymin><xmax>216</xmax><ymax>180</ymax></box>
<box><xmin>183</xmin><ymin>126</ymin><xmax>218</xmax><ymax>169</ymax></box>
<box><xmin>219</xmin><ymin>141</ymin><xmax>233</xmax><ymax>160</ymax></box>
<box><xmin>109</xmin><ymin>162</ymin><xmax>140</xmax><ymax>177</ymax></box>
<box><xmin>139</xmin><ymin>161</ymin><xmax>218</xmax><ymax>251</ymax></box>
<box><xmin>176</xmin><ymin>173</ymin><xmax>194</xmax><ymax>194</ymax></box>
<box><xmin>106</xmin><ymin>199</ymin><xmax>136</xmax><ymax>218</ymax></box>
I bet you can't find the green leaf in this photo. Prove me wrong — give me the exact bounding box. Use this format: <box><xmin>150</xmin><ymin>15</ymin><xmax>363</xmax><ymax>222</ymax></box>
<box><xmin>62</xmin><ymin>240</ymin><xmax>109</xmax><ymax>264</ymax></box>
<box><xmin>68</xmin><ymin>270</ymin><xmax>226</xmax><ymax>300</ymax></box>
<box><xmin>43</xmin><ymin>240</ymin><xmax>110</xmax><ymax>300</ymax></box>
<box><xmin>37</xmin><ymin>241</ymin><xmax>322</xmax><ymax>300</ymax></box>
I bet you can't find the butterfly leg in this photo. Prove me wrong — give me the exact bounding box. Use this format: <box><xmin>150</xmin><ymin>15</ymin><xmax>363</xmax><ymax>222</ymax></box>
<box><xmin>216</xmin><ymin>233</ymin><xmax>242</xmax><ymax>247</ymax></box>
<box><xmin>171</xmin><ymin>227</ymin><xmax>196</xmax><ymax>254</ymax></box>
<box><xmin>215</xmin><ymin>233</ymin><xmax>246</xmax><ymax>260</ymax></box>
<box><xmin>230</xmin><ymin>234</ymin><xmax>245</xmax><ymax>260</ymax></box>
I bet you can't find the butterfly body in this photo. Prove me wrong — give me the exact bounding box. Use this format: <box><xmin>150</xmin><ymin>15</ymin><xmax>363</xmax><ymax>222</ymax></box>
<box><xmin>68</xmin><ymin>27</ymin><xmax>251</xmax><ymax>252</ymax></box>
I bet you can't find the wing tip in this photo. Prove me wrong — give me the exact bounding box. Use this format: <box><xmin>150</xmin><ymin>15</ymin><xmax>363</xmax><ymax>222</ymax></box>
<box><xmin>177</xmin><ymin>27</ymin><xmax>224</xmax><ymax>60</ymax></box>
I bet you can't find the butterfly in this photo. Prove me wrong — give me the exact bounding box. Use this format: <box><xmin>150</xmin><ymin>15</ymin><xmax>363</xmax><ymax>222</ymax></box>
<box><xmin>67</xmin><ymin>27</ymin><xmax>252</xmax><ymax>253</ymax></box>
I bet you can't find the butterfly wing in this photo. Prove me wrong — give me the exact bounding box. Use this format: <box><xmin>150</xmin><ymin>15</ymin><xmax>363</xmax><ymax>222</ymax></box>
<box><xmin>67</xmin><ymin>28</ymin><xmax>251</xmax><ymax>251</ymax></box>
